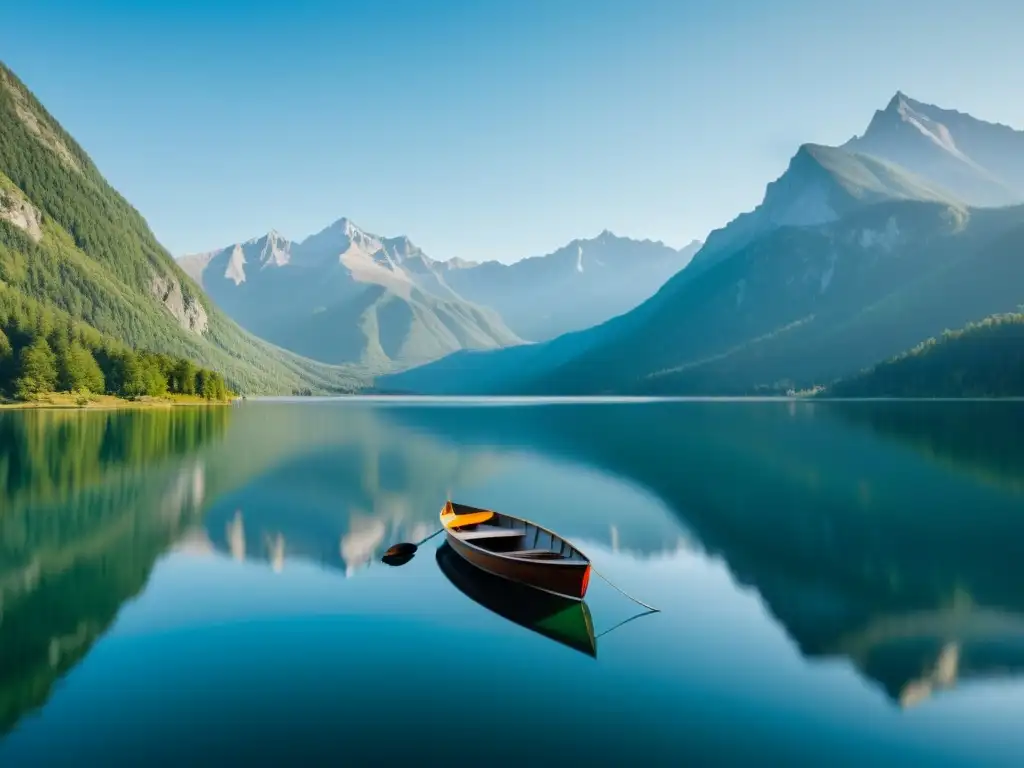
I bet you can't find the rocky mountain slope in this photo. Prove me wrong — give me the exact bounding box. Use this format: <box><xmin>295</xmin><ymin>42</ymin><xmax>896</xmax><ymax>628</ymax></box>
<box><xmin>0</xmin><ymin>61</ymin><xmax>362</xmax><ymax>394</ymax></box>
<box><xmin>180</xmin><ymin>219</ymin><xmax>521</xmax><ymax>367</ymax></box>
<box><xmin>437</xmin><ymin>233</ymin><xmax>702</xmax><ymax>341</ymax></box>
<box><xmin>845</xmin><ymin>92</ymin><xmax>1024</xmax><ymax>208</ymax></box>
<box><xmin>688</xmin><ymin>142</ymin><xmax>961</xmax><ymax>274</ymax></box>
<box><xmin>379</xmin><ymin>92</ymin><xmax>1024</xmax><ymax>396</ymax></box>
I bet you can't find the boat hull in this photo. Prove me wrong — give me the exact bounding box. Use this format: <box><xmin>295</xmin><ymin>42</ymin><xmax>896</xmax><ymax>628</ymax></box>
<box><xmin>436</xmin><ymin>543</ymin><xmax>596</xmax><ymax>657</ymax></box>
<box><xmin>445</xmin><ymin>530</ymin><xmax>591</xmax><ymax>600</ymax></box>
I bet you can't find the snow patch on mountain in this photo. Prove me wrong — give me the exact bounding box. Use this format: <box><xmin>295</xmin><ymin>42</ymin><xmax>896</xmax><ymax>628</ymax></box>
<box><xmin>858</xmin><ymin>217</ymin><xmax>901</xmax><ymax>251</ymax></box>
<box><xmin>258</xmin><ymin>230</ymin><xmax>292</xmax><ymax>268</ymax></box>
<box><xmin>340</xmin><ymin>240</ymin><xmax>415</xmax><ymax>298</ymax></box>
<box><xmin>890</xmin><ymin>94</ymin><xmax>970</xmax><ymax>160</ymax></box>
<box><xmin>224</xmin><ymin>244</ymin><xmax>247</xmax><ymax>285</ymax></box>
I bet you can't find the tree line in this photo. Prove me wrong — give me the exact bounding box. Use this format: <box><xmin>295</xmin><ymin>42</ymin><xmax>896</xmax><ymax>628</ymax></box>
<box><xmin>0</xmin><ymin>292</ymin><xmax>230</xmax><ymax>402</ymax></box>
<box><xmin>826</xmin><ymin>312</ymin><xmax>1024</xmax><ymax>398</ymax></box>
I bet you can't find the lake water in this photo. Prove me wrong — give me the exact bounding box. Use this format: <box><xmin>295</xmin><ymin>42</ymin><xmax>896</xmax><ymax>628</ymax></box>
<box><xmin>2</xmin><ymin>399</ymin><xmax>1024</xmax><ymax>765</ymax></box>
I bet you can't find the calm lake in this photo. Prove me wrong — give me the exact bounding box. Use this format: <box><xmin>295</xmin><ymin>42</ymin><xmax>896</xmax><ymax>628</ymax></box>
<box><xmin>2</xmin><ymin>399</ymin><xmax>1024</xmax><ymax>765</ymax></box>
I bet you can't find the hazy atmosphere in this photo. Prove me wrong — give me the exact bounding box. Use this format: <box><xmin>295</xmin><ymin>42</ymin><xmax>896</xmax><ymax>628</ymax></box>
<box><xmin>2</xmin><ymin>0</ymin><xmax>1022</xmax><ymax>262</ymax></box>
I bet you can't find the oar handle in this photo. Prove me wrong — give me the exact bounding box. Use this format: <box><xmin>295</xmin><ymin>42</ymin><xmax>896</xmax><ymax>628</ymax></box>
<box><xmin>415</xmin><ymin>527</ymin><xmax>446</xmax><ymax>547</ymax></box>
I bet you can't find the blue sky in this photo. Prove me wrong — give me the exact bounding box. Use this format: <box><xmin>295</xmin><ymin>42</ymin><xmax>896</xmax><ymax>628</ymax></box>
<box><xmin>2</xmin><ymin>0</ymin><xmax>1023</xmax><ymax>263</ymax></box>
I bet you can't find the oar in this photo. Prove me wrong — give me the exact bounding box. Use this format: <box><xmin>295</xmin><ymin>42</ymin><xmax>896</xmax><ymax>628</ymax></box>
<box><xmin>380</xmin><ymin>527</ymin><xmax>445</xmax><ymax>566</ymax></box>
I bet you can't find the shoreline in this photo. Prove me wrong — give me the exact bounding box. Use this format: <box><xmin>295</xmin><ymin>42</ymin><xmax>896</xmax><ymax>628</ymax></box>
<box><xmin>0</xmin><ymin>393</ymin><xmax>235</xmax><ymax>411</ymax></box>
<box><xmin>244</xmin><ymin>394</ymin><xmax>1024</xmax><ymax>404</ymax></box>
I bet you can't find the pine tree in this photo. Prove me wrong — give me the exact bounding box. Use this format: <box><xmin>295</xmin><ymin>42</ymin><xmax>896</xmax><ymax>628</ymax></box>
<box><xmin>58</xmin><ymin>341</ymin><xmax>105</xmax><ymax>393</ymax></box>
<box><xmin>0</xmin><ymin>327</ymin><xmax>12</xmax><ymax>395</ymax></box>
<box><xmin>211</xmin><ymin>372</ymin><xmax>228</xmax><ymax>401</ymax></box>
<box><xmin>111</xmin><ymin>350</ymin><xmax>147</xmax><ymax>398</ymax></box>
<box><xmin>200</xmin><ymin>370</ymin><xmax>218</xmax><ymax>400</ymax></box>
<box><xmin>0</xmin><ymin>327</ymin><xmax>13</xmax><ymax>359</ymax></box>
<box><xmin>140</xmin><ymin>355</ymin><xmax>168</xmax><ymax>397</ymax></box>
<box><xmin>171</xmin><ymin>359</ymin><xmax>197</xmax><ymax>395</ymax></box>
<box><xmin>14</xmin><ymin>336</ymin><xmax>58</xmax><ymax>399</ymax></box>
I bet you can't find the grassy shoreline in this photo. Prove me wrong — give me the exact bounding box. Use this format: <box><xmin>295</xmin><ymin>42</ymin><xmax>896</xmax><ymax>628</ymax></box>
<box><xmin>0</xmin><ymin>392</ymin><xmax>234</xmax><ymax>410</ymax></box>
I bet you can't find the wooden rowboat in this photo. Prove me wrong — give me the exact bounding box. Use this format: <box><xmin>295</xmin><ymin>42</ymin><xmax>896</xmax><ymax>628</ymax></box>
<box><xmin>440</xmin><ymin>501</ymin><xmax>592</xmax><ymax>600</ymax></box>
<box><xmin>436</xmin><ymin>542</ymin><xmax>597</xmax><ymax>657</ymax></box>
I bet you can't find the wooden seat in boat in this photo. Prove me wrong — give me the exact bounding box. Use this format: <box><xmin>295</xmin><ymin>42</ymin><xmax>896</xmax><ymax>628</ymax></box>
<box><xmin>456</xmin><ymin>527</ymin><xmax>526</xmax><ymax>541</ymax></box>
<box><xmin>510</xmin><ymin>549</ymin><xmax>563</xmax><ymax>559</ymax></box>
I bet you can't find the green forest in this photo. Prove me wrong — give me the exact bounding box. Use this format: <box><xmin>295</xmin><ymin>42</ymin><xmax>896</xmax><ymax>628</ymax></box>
<box><xmin>0</xmin><ymin>61</ymin><xmax>364</xmax><ymax>395</ymax></box>
<box><xmin>0</xmin><ymin>287</ymin><xmax>229</xmax><ymax>402</ymax></box>
<box><xmin>826</xmin><ymin>313</ymin><xmax>1024</xmax><ymax>398</ymax></box>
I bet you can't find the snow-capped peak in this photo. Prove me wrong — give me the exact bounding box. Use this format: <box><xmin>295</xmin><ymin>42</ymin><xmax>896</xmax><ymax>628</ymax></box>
<box><xmin>326</xmin><ymin>217</ymin><xmax>363</xmax><ymax>239</ymax></box>
<box><xmin>223</xmin><ymin>244</ymin><xmax>247</xmax><ymax>285</ymax></box>
<box><xmin>851</xmin><ymin>91</ymin><xmax>970</xmax><ymax>162</ymax></box>
<box><xmin>259</xmin><ymin>230</ymin><xmax>292</xmax><ymax>268</ymax></box>
<box><xmin>884</xmin><ymin>90</ymin><xmax>910</xmax><ymax>112</ymax></box>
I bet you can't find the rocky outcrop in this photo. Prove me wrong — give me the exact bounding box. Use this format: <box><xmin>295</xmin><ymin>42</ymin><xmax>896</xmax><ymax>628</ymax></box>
<box><xmin>0</xmin><ymin>69</ymin><xmax>81</xmax><ymax>173</ymax></box>
<box><xmin>0</xmin><ymin>187</ymin><xmax>43</xmax><ymax>242</ymax></box>
<box><xmin>150</xmin><ymin>272</ymin><xmax>209</xmax><ymax>334</ymax></box>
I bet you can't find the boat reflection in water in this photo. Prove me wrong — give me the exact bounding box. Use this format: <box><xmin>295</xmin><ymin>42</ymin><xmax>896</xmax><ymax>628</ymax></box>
<box><xmin>435</xmin><ymin>542</ymin><xmax>598</xmax><ymax>658</ymax></box>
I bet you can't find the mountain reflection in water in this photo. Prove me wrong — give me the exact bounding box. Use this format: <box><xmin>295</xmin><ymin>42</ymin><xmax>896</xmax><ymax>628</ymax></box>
<box><xmin>2</xmin><ymin>399</ymin><xmax>1024</xmax><ymax>758</ymax></box>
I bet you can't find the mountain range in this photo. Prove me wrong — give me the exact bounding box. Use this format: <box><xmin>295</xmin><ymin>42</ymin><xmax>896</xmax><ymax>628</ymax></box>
<box><xmin>379</xmin><ymin>91</ymin><xmax>1024</xmax><ymax>395</ymax></box>
<box><xmin>5</xmin><ymin>56</ymin><xmax>1022</xmax><ymax>398</ymax></box>
<box><xmin>435</xmin><ymin>232</ymin><xmax>702</xmax><ymax>341</ymax></box>
<box><xmin>180</xmin><ymin>220</ymin><xmax>520</xmax><ymax>368</ymax></box>
<box><xmin>181</xmin><ymin>223</ymin><xmax>700</xmax><ymax>367</ymax></box>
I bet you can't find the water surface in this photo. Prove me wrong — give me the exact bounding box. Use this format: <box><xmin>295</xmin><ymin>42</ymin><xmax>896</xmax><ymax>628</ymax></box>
<box><xmin>2</xmin><ymin>399</ymin><xmax>1024</xmax><ymax>765</ymax></box>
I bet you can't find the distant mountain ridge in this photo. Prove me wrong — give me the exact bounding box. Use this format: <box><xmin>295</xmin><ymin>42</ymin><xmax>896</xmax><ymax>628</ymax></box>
<box><xmin>182</xmin><ymin>220</ymin><xmax>701</xmax><ymax>366</ymax></box>
<box><xmin>437</xmin><ymin>232</ymin><xmax>702</xmax><ymax>341</ymax></box>
<box><xmin>181</xmin><ymin>219</ymin><xmax>521</xmax><ymax>367</ymax></box>
<box><xmin>845</xmin><ymin>92</ymin><xmax>1024</xmax><ymax>207</ymax></box>
<box><xmin>378</xmin><ymin>91</ymin><xmax>1024</xmax><ymax>397</ymax></box>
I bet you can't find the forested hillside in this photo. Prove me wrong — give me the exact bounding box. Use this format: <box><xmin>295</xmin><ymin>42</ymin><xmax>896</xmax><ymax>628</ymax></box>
<box><xmin>826</xmin><ymin>313</ymin><xmax>1024</xmax><ymax>398</ymax></box>
<box><xmin>0</xmin><ymin>62</ymin><xmax>363</xmax><ymax>394</ymax></box>
<box><xmin>0</xmin><ymin>286</ymin><xmax>229</xmax><ymax>401</ymax></box>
